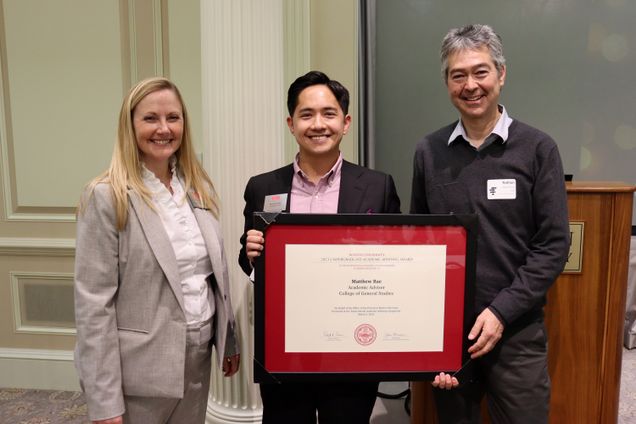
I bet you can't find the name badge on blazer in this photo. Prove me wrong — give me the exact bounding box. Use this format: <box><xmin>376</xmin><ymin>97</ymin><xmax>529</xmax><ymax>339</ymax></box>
<box><xmin>263</xmin><ymin>193</ymin><xmax>288</xmax><ymax>212</ymax></box>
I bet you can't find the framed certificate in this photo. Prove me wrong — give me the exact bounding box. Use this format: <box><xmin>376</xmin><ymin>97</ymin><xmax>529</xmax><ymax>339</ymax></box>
<box><xmin>252</xmin><ymin>213</ymin><xmax>477</xmax><ymax>382</ymax></box>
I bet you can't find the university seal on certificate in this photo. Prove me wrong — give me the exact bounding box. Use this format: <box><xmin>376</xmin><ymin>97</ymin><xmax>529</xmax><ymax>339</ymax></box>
<box><xmin>355</xmin><ymin>324</ymin><xmax>377</xmax><ymax>346</ymax></box>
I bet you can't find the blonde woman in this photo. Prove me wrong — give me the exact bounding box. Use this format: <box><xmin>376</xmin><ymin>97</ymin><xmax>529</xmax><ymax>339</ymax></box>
<box><xmin>74</xmin><ymin>77</ymin><xmax>240</xmax><ymax>424</ymax></box>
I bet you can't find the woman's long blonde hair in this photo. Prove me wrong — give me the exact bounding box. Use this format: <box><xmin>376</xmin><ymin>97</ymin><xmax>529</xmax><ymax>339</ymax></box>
<box><xmin>80</xmin><ymin>77</ymin><xmax>219</xmax><ymax>230</ymax></box>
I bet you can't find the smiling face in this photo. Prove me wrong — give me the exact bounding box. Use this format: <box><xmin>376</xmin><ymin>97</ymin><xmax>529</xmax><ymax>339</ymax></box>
<box><xmin>446</xmin><ymin>46</ymin><xmax>506</xmax><ymax>125</ymax></box>
<box><xmin>133</xmin><ymin>88</ymin><xmax>183</xmax><ymax>173</ymax></box>
<box><xmin>287</xmin><ymin>84</ymin><xmax>351</xmax><ymax>161</ymax></box>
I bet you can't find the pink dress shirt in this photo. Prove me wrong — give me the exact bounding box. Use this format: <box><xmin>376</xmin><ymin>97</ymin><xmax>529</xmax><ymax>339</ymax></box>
<box><xmin>290</xmin><ymin>153</ymin><xmax>342</xmax><ymax>214</ymax></box>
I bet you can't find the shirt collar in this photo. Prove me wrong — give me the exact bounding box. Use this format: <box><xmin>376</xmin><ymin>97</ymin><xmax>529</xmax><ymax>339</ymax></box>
<box><xmin>141</xmin><ymin>156</ymin><xmax>178</xmax><ymax>194</ymax></box>
<box><xmin>448</xmin><ymin>105</ymin><xmax>513</xmax><ymax>146</ymax></box>
<box><xmin>293</xmin><ymin>152</ymin><xmax>343</xmax><ymax>185</ymax></box>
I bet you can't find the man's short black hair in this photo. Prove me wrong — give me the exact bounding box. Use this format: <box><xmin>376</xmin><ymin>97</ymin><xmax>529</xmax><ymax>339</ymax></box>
<box><xmin>286</xmin><ymin>70</ymin><xmax>350</xmax><ymax>116</ymax></box>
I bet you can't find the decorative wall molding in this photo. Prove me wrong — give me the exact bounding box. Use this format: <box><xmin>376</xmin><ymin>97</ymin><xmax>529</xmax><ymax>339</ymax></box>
<box><xmin>152</xmin><ymin>0</ymin><xmax>164</xmax><ymax>76</ymax></box>
<box><xmin>127</xmin><ymin>0</ymin><xmax>165</xmax><ymax>82</ymax></box>
<box><xmin>0</xmin><ymin>0</ymin><xmax>167</xmax><ymax>223</ymax></box>
<box><xmin>0</xmin><ymin>0</ymin><xmax>21</xmax><ymax>222</ymax></box>
<box><xmin>0</xmin><ymin>0</ymin><xmax>124</xmax><ymax>221</ymax></box>
<box><xmin>11</xmin><ymin>324</ymin><xmax>75</xmax><ymax>336</ymax></box>
<box><xmin>0</xmin><ymin>347</ymin><xmax>79</xmax><ymax>391</ymax></box>
<box><xmin>10</xmin><ymin>271</ymin><xmax>76</xmax><ymax>336</ymax></box>
<box><xmin>0</xmin><ymin>237</ymin><xmax>75</xmax><ymax>256</ymax></box>
<box><xmin>126</xmin><ymin>0</ymin><xmax>137</xmax><ymax>83</ymax></box>
<box><xmin>1</xmin><ymin>211</ymin><xmax>77</xmax><ymax>222</ymax></box>
<box><xmin>0</xmin><ymin>347</ymin><xmax>74</xmax><ymax>362</ymax></box>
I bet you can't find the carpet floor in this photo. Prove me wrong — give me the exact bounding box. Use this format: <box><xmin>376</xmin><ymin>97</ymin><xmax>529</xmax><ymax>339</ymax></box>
<box><xmin>0</xmin><ymin>388</ymin><xmax>86</xmax><ymax>424</ymax></box>
<box><xmin>1</xmin><ymin>347</ymin><xmax>635</xmax><ymax>423</ymax></box>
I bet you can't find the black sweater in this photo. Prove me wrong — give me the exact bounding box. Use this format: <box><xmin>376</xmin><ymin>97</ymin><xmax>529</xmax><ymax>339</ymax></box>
<box><xmin>410</xmin><ymin>119</ymin><xmax>570</xmax><ymax>327</ymax></box>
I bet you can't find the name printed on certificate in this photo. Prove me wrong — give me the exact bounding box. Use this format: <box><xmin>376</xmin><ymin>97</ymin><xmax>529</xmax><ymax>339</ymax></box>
<box><xmin>285</xmin><ymin>244</ymin><xmax>447</xmax><ymax>353</ymax></box>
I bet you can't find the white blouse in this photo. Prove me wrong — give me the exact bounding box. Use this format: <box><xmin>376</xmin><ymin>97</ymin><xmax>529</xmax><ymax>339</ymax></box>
<box><xmin>141</xmin><ymin>162</ymin><xmax>214</xmax><ymax>325</ymax></box>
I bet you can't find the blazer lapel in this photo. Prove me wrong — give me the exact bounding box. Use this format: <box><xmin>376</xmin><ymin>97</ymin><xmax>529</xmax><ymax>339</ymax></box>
<box><xmin>272</xmin><ymin>164</ymin><xmax>294</xmax><ymax>212</ymax></box>
<box><xmin>183</xmin><ymin>182</ymin><xmax>227</xmax><ymax>299</ymax></box>
<box><xmin>337</xmin><ymin>160</ymin><xmax>367</xmax><ymax>213</ymax></box>
<box><xmin>128</xmin><ymin>191</ymin><xmax>186</xmax><ymax>313</ymax></box>
<box><xmin>191</xmin><ymin>207</ymin><xmax>226</xmax><ymax>294</ymax></box>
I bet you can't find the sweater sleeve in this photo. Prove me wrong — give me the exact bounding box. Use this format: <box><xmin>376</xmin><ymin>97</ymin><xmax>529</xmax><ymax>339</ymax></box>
<box><xmin>489</xmin><ymin>143</ymin><xmax>570</xmax><ymax>325</ymax></box>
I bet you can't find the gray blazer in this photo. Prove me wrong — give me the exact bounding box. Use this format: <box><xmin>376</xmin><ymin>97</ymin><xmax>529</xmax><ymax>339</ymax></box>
<box><xmin>74</xmin><ymin>182</ymin><xmax>239</xmax><ymax>421</ymax></box>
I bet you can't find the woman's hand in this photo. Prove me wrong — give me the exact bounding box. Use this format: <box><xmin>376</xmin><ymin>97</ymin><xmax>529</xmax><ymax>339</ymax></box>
<box><xmin>432</xmin><ymin>372</ymin><xmax>459</xmax><ymax>390</ymax></box>
<box><xmin>223</xmin><ymin>354</ymin><xmax>240</xmax><ymax>377</ymax></box>
<box><xmin>93</xmin><ymin>416</ymin><xmax>123</xmax><ymax>424</ymax></box>
<box><xmin>246</xmin><ymin>230</ymin><xmax>264</xmax><ymax>263</ymax></box>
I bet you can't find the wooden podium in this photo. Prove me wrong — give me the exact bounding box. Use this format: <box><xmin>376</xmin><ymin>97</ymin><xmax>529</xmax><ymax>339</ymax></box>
<box><xmin>411</xmin><ymin>181</ymin><xmax>635</xmax><ymax>424</ymax></box>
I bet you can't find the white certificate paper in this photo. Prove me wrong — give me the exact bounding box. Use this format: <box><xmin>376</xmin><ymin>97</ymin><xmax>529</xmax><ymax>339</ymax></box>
<box><xmin>285</xmin><ymin>244</ymin><xmax>447</xmax><ymax>352</ymax></box>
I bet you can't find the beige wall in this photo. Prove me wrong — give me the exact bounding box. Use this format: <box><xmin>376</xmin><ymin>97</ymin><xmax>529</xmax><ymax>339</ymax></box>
<box><xmin>310</xmin><ymin>0</ymin><xmax>358</xmax><ymax>163</ymax></box>
<box><xmin>0</xmin><ymin>0</ymin><xmax>125</xmax><ymax>359</ymax></box>
<box><xmin>0</xmin><ymin>0</ymin><xmax>204</xmax><ymax>389</ymax></box>
<box><xmin>0</xmin><ymin>0</ymin><xmax>359</xmax><ymax>390</ymax></box>
<box><xmin>282</xmin><ymin>0</ymin><xmax>358</xmax><ymax>164</ymax></box>
<box><xmin>166</xmin><ymin>0</ymin><xmax>202</xmax><ymax>154</ymax></box>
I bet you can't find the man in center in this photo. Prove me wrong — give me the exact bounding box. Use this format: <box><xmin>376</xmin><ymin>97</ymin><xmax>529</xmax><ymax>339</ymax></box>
<box><xmin>238</xmin><ymin>71</ymin><xmax>401</xmax><ymax>423</ymax></box>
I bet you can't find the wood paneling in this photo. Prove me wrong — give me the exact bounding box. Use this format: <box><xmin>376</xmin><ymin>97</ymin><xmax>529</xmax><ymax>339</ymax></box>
<box><xmin>548</xmin><ymin>183</ymin><xmax>634</xmax><ymax>423</ymax></box>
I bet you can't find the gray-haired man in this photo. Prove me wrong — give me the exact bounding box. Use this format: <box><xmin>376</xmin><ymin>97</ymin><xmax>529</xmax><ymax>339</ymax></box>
<box><xmin>411</xmin><ymin>24</ymin><xmax>570</xmax><ymax>423</ymax></box>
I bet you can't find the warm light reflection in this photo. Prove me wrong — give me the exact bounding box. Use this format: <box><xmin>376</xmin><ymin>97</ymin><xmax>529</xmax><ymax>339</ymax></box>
<box><xmin>601</xmin><ymin>33</ymin><xmax>629</xmax><ymax>62</ymax></box>
<box><xmin>614</xmin><ymin>124</ymin><xmax>636</xmax><ymax>150</ymax></box>
<box><xmin>579</xmin><ymin>146</ymin><xmax>592</xmax><ymax>171</ymax></box>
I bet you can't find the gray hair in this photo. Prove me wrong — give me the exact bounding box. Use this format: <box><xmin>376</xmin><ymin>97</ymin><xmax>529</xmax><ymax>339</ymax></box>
<box><xmin>440</xmin><ymin>24</ymin><xmax>506</xmax><ymax>82</ymax></box>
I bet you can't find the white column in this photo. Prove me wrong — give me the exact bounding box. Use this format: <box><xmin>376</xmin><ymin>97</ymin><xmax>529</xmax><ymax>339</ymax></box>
<box><xmin>200</xmin><ymin>1</ymin><xmax>286</xmax><ymax>423</ymax></box>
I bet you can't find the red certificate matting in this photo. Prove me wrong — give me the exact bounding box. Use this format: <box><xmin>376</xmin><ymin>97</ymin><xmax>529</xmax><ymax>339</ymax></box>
<box><xmin>253</xmin><ymin>213</ymin><xmax>477</xmax><ymax>382</ymax></box>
